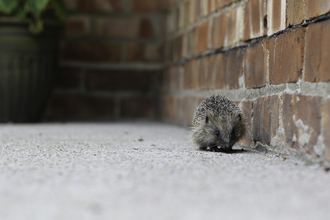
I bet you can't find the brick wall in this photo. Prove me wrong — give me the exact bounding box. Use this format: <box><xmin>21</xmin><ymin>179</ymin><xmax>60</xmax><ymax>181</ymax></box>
<box><xmin>45</xmin><ymin>0</ymin><xmax>167</xmax><ymax>121</ymax></box>
<box><xmin>45</xmin><ymin>0</ymin><xmax>330</xmax><ymax>163</ymax></box>
<box><xmin>160</xmin><ymin>0</ymin><xmax>330</xmax><ymax>163</ymax></box>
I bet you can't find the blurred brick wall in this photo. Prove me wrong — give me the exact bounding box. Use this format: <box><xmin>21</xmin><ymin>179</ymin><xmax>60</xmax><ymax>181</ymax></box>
<box><xmin>160</xmin><ymin>0</ymin><xmax>330</xmax><ymax>162</ymax></box>
<box><xmin>45</xmin><ymin>0</ymin><xmax>168</xmax><ymax>121</ymax></box>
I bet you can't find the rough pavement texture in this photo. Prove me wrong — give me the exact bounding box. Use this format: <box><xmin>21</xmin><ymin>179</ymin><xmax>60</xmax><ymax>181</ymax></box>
<box><xmin>0</xmin><ymin>122</ymin><xmax>329</xmax><ymax>220</ymax></box>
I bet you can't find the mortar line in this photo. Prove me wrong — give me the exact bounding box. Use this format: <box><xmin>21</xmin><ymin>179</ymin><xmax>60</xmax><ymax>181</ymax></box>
<box><xmin>160</xmin><ymin>81</ymin><xmax>330</xmax><ymax>101</ymax></box>
<box><xmin>277</xmin><ymin>92</ymin><xmax>285</xmax><ymax>150</ymax></box>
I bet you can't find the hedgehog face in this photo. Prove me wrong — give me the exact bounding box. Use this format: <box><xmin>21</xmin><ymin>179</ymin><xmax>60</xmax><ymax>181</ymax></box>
<box><xmin>204</xmin><ymin>110</ymin><xmax>245</xmax><ymax>150</ymax></box>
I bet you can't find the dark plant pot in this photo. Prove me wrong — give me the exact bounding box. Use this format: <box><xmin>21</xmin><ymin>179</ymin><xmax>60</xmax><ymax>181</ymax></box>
<box><xmin>0</xmin><ymin>20</ymin><xmax>63</xmax><ymax>122</ymax></box>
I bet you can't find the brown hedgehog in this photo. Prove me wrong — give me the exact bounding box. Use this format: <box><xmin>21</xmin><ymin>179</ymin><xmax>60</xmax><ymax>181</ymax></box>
<box><xmin>191</xmin><ymin>95</ymin><xmax>246</xmax><ymax>151</ymax></box>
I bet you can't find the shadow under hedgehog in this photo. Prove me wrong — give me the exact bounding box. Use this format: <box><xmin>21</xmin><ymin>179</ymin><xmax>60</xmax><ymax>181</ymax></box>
<box><xmin>191</xmin><ymin>95</ymin><xmax>246</xmax><ymax>152</ymax></box>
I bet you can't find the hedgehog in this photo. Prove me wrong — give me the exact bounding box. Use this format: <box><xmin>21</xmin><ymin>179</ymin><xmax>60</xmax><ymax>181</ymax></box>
<box><xmin>191</xmin><ymin>95</ymin><xmax>246</xmax><ymax>152</ymax></box>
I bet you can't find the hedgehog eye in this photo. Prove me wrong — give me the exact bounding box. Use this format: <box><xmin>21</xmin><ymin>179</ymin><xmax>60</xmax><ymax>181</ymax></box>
<box><xmin>205</xmin><ymin>116</ymin><xmax>209</xmax><ymax>123</ymax></box>
<box><xmin>238</xmin><ymin>114</ymin><xmax>242</xmax><ymax>121</ymax></box>
<box><xmin>216</xmin><ymin>131</ymin><xmax>220</xmax><ymax>136</ymax></box>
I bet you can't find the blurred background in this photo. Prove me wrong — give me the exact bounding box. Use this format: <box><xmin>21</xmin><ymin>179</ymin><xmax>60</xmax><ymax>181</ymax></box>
<box><xmin>47</xmin><ymin>0</ymin><xmax>167</xmax><ymax>121</ymax></box>
<box><xmin>0</xmin><ymin>0</ymin><xmax>168</xmax><ymax>123</ymax></box>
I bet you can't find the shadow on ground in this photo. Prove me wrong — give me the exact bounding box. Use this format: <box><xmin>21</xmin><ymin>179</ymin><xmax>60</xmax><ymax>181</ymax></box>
<box><xmin>201</xmin><ymin>147</ymin><xmax>259</xmax><ymax>154</ymax></box>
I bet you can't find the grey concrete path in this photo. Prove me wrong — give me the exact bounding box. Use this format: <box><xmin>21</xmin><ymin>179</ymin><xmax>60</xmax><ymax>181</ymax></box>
<box><xmin>0</xmin><ymin>122</ymin><xmax>329</xmax><ymax>220</ymax></box>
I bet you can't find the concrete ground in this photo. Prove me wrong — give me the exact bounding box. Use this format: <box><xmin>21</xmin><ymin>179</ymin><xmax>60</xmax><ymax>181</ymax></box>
<box><xmin>0</xmin><ymin>122</ymin><xmax>329</xmax><ymax>220</ymax></box>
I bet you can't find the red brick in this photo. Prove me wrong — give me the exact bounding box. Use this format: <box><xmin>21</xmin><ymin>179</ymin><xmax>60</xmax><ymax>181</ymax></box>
<box><xmin>183</xmin><ymin>59</ymin><xmax>199</xmax><ymax>89</ymax></box>
<box><xmin>161</xmin><ymin>67</ymin><xmax>178</xmax><ymax>92</ymax></box>
<box><xmin>239</xmin><ymin>101</ymin><xmax>253</xmax><ymax>146</ymax></box>
<box><xmin>306</xmin><ymin>0</ymin><xmax>330</xmax><ymax>20</ymax></box>
<box><xmin>195</xmin><ymin>21</ymin><xmax>210</xmax><ymax>54</ymax></box>
<box><xmin>164</xmin><ymin>40</ymin><xmax>173</xmax><ymax>62</ymax></box>
<box><xmin>161</xmin><ymin>68</ymin><xmax>171</xmax><ymax>91</ymax></box>
<box><xmin>243</xmin><ymin>1</ymin><xmax>251</xmax><ymax>41</ymax></box>
<box><xmin>161</xmin><ymin>16</ymin><xmax>167</xmax><ymax>37</ymax></box>
<box><xmin>126</xmin><ymin>43</ymin><xmax>161</xmax><ymax>62</ymax></box>
<box><xmin>244</xmin><ymin>0</ymin><xmax>267</xmax><ymax>41</ymax></box>
<box><xmin>253</xmin><ymin>97</ymin><xmax>264</xmax><ymax>144</ymax></box>
<box><xmin>176</xmin><ymin>96</ymin><xmax>184</xmax><ymax>125</ymax></box>
<box><xmin>166</xmin><ymin>10</ymin><xmax>177</xmax><ymax>34</ymax></box>
<box><xmin>194</xmin><ymin>0</ymin><xmax>201</xmax><ymax>22</ymax></box>
<box><xmin>174</xmin><ymin>8</ymin><xmax>180</xmax><ymax>32</ymax></box>
<box><xmin>323</xmin><ymin>99</ymin><xmax>330</xmax><ymax>160</ymax></box>
<box><xmin>286</xmin><ymin>0</ymin><xmax>306</xmax><ymax>26</ymax></box>
<box><xmin>198</xmin><ymin>56</ymin><xmax>209</xmax><ymax>89</ymax></box>
<box><xmin>200</xmin><ymin>0</ymin><xmax>209</xmax><ymax>17</ymax></box>
<box><xmin>182</xmin><ymin>32</ymin><xmax>189</xmax><ymax>58</ymax></box>
<box><xmin>227</xmin><ymin>0</ymin><xmax>236</xmax><ymax>5</ymax></box>
<box><xmin>267</xmin><ymin>27</ymin><xmax>306</xmax><ymax>85</ymax></box>
<box><xmin>272</xmin><ymin>0</ymin><xmax>283</xmax><ymax>31</ymax></box>
<box><xmin>141</xmin><ymin>18</ymin><xmax>157</xmax><ymax>38</ymax></box>
<box><xmin>161</xmin><ymin>95</ymin><xmax>180</xmax><ymax>123</ymax></box>
<box><xmin>244</xmin><ymin>40</ymin><xmax>267</xmax><ymax>89</ymax></box>
<box><xmin>55</xmin><ymin>67</ymin><xmax>81</xmax><ymax>89</ymax></box>
<box><xmin>172</xmin><ymin>36</ymin><xmax>183</xmax><ymax>61</ymax></box>
<box><xmin>207</xmin><ymin>54</ymin><xmax>216</xmax><ymax>89</ymax></box>
<box><xmin>187</xmin><ymin>28</ymin><xmax>196</xmax><ymax>57</ymax></box>
<box><xmin>193</xmin><ymin>59</ymin><xmax>201</xmax><ymax>89</ymax></box>
<box><xmin>283</xmin><ymin>94</ymin><xmax>322</xmax><ymax>155</ymax></box>
<box><xmin>182</xmin><ymin>31</ymin><xmax>194</xmax><ymax>58</ymax></box>
<box><xmin>209</xmin><ymin>14</ymin><xmax>225</xmax><ymax>49</ymax></box>
<box><xmin>208</xmin><ymin>53</ymin><xmax>224</xmax><ymax>89</ymax></box>
<box><xmin>264</xmin><ymin>96</ymin><xmax>280</xmax><ymax>145</ymax></box>
<box><xmin>184</xmin><ymin>0</ymin><xmax>191</xmax><ymax>27</ymax></box>
<box><xmin>60</xmin><ymin>41</ymin><xmax>121</xmax><ymax>63</ymax></box>
<box><xmin>120</xmin><ymin>97</ymin><xmax>154</xmax><ymax>118</ymax></box>
<box><xmin>131</xmin><ymin>0</ymin><xmax>168</xmax><ymax>12</ymax></box>
<box><xmin>85</xmin><ymin>70</ymin><xmax>153</xmax><ymax>91</ymax></box>
<box><xmin>183</xmin><ymin>60</ymin><xmax>192</xmax><ymax>89</ymax></box>
<box><xmin>178</xmin><ymin>3</ymin><xmax>185</xmax><ymax>30</ymax></box>
<box><xmin>160</xmin><ymin>95</ymin><xmax>170</xmax><ymax>121</ymax></box>
<box><xmin>169</xmin><ymin>66</ymin><xmax>181</xmax><ymax>90</ymax></box>
<box><xmin>47</xmin><ymin>94</ymin><xmax>115</xmax><ymax>119</ymax></box>
<box><xmin>65</xmin><ymin>16</ymin><xmax>90</xmax><ymax>36</ymax></box>
<box><xmin>253</xmin><ymin>96</ymin><xmax>280</xmax><ymax>145</ymax></box>
<box><xmin>181</xmin><ymin>96</ymin><xmax>201</xmax><ymax>126</ymax></box>
<box><xmin>223</xmin><ymin>48</ymin><xmax>244</xmax><ymax>89</ymax></box>
<box><xmin>251</xmin><ymin>0</ymin><xmax>265</xmax><ymax>34</ymax></box>
<box><xmin>96</xmin><ymin>17</ymin><xmax>156</xmax><ymax>39</ymax></box>
<box><xmin>146</xmin><ymin>44</ymin><xmax>162</xmax><ymax>62</ymax></box>
<box><xmin>126</xmin><ymin>44</ymin><xmax>145</xmax><ymax>62</ymax></box>
<box><xmin>215</xmin><ymin>0</ymin><xmax>224</xmax><ymax>9</ymax></box>
<box><xmin>168</xmin><ymin>0</ymin><xmax>178</xmax><ymax>9</ymax></box>
<box><xmin>225</xmin><ymin>9</ymin><xmax>237</xmax><ymax>47</ymax></box>
<box><xmin>215</xmin><ymin>0</ymin><xmax>235</xmax><ymax>9</ymax></box>
<box><xmin>305</xmin><ymin>19</ymin><xmax>330</xmax><ymax>82</ymax></box>
<box><xmin>286</xmin><ymin>0</ymin><xmax>330</xmax><ymax>26</ymax></box>
<box><xmin>208</xmin><ymin>0</ymin><xmax>214</xmax><ymax>13</ymax></box>
<box><xmin>64</xmin><ymin>0</ymin><xmax>122</xmax><ymax>12</ymax></box>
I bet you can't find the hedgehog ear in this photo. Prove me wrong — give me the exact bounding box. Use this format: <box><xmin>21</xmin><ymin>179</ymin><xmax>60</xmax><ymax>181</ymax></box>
<box><xmin>205</xmin><ymin>115</ymin><xmax>209</xmax><ymax>124</ymax></box>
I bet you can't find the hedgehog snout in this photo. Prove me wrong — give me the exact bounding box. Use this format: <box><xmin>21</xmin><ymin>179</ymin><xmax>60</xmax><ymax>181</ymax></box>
<box><xmin>225</xmin><ymin>144</ymin><xmax>231</xmax><ymax>151</ymax></box>
<box><xmin>218</xmin><ymin>134</ymin><xmax>232</xmax><ymax>150</ymax></box>
<box><xmin>220</xmin><ymin>134</ymin><xmax>230</xmax><ymax>145</ymax></box>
